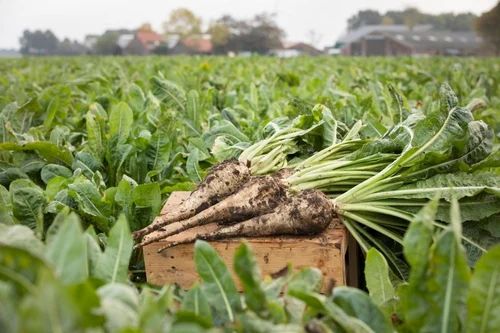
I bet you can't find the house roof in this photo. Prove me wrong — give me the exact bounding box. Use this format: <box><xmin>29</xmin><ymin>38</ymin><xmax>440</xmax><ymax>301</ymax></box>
<box><xmin>286</xmin><ymin>42</ymin><xmax>321</xmax><ymax>55</ymax></box>
<box><xmin>181</xmin><ymin>37</ymin><xmax>213</xmax><ymax>53</ymax></box>
<box><xmin>337</xmin><ymin>24</ymin><xmax>433</xmax><ymax>44</ymax></box>
<box><xmin>136</xmin><ymin>31</ymin><xmax>163</xmax><ymax>45</ymax></box>
<box><xmin>381</xmin><ymin>30</ymin><xmax>482</xmax><ymax>53</ymax></box>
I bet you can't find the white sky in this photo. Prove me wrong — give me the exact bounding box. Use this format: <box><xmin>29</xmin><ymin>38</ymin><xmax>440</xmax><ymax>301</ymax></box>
<box><xmin>0</xmin><ymin>0</ymin><xmax>496</xmax><ymax>49</ymax></box>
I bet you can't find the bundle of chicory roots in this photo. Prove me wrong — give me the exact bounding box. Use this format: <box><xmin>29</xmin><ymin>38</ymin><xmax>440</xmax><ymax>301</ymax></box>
<box><xmin>134</xmin><ymin>160</ymin><xmax>337</xmax><ymax>253</ymax></box>
<box><xmin>134</xmin><ymin>93</ymin><xmax>498</xmax><ymax>266</ymax></box>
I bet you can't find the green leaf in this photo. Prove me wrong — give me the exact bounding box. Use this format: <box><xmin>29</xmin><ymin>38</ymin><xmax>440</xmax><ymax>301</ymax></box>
<box><xmin>133</xmin><ymin>182</ymin><xmax>161</xmax><ymax>212</ymax></box>
<box><xmin>180</xmin><ymin>285</ymin><xmax>213</xmax><ymax>326</ymax></box>
<box><xmin>151</xmin><ymin>75</ymin><xmax>186</xmax><ymax>111</ymax></box>
<box><xmin>238</xmin><ymin>312</ymin><xmax>304</xmax><ymax>333</ymax></box>
<box><xmin>186</xmin><ymin>90</ymin><xmax>201</xmax><ymax>131</ymax></box>
<box><xmin>128</xmin><ymin>83</ymin><xmax>146</xmax><ymax>112</ymax></box>
<box><xmin>68</xmin><ymin>175</ymin><xmax>111</xmax><ymax>232</ymax></box>
<box><xmin>46</xmin><ymin>212</ymin><xmax>88</xmax><ymax>284</ymax></box>
<box><xmin>109</xmin><ymin>102</ymin><xmax>133</xmax><ymax>143</ymax></box>
<box><xmin>365</xmin><ymin>248</ymin><xmax>395</xmax><ymax>306</ymax></box>
<box><xmin>374</xmin><ymin>172</ymin><xmax>500</xmax><ymax>202</ymax></box>
<box><xmin>40</xmin><ymin>164</ymin><xmax>72</xmax><ymax>183</ymax></box>
<box><xmin>19</xmin><ymin>270</ymin><xmax>101</xmax><ymax>333</ymax></box>
<box><xmin>9</xmin><ymin>179</ymin><xmax>45</xmax><ymax>236</ymax></box>
<box><xmin>95</xmin><ymin>214</ymin><xmax>133</xmax><ymax>283</ymax></box>
<box><xmin>98</xmin><ymin>283</ymin><xmax>139</xmax><ymax>331</ymax></box>
<box><xmin>0</xmin><ymin>184</ymin><xmax>14</xmax><ymax>225</ymax></box>
<box><xmin>186</xmin><ymin>148</ymin><xmax>203</xmax><ymax>183</ymax></box>
<box><xmin>286</xmin><ymin>268</ymin><xmax>323</xmax><ymax>323</ymax></box>
<box><xmin>0</xmin><ymin>141</ymin><xmax>73</xmax><ymax>166</ymax></box>
<box><xmin>233</xmin><ymin>242</ymin><xmax>267</xmax><ymax>315</ymax></box>
<box><xmin>194</xmin><ymin>240</ymin><xmax>241</xmax><ymax>324</ymax></box>
<box><xmin>0</xmin><ymin>245</ymin><xmax>50</xmax><ymax>296</ymax></box>
<box><xmin>332</xmin><ymin>286</ymin><xmax>392</xmax><ymax>333</ymax></box>
<box><xmin>466</xmin><ymin>245</ymin><xmax>500</xmax><ymax>333</ymax></box>
<box><xmin>400</xmin><ymin>199</ymin><xmax>437</xmax><ymax>326</ymax></box>
<box><xmin>289</xmin><ymin>290</ymin><xmax>374</xmax><ymax>333</ymax></box>
<box><xmin>0</xmin><ymin>282</ymin><xmax>18</xmax><ymax>333</ymax></box>
<box><xmin>402</xmin><ymin>199</ymin><xmax>471</xmax><ymax>333</ymax></box>
<box><xmin>85</xmin><ymin>226</ymin><xmax>102</xmax><ymax>277</ymax></box>
<box><xmin>439</xmin><ymin>83</ymin><xmax>458</xmax><ymax>113</ymax></box>
<box><xmin>115</xmin><ymin>177</ymin><xmax>134</xmax><ymax>214</ymax></box>
<box><xmin>0</xmin><ymin>224</ymin><xmax>45</xmax><ymax>256</ymax></box>
<box><xmin>42</xmin><ymin>97</ymin><xmax>60</xmax><ymax>129</ymax></box>
<box><xmin>86</xmin><ymin>103</ymin><xmax>107</xmax><ymax>156</ymax></box>
<box><xmin>145</xmin><ymin>132</ymin><xmax>172</xmax><ymax>172</ymax></box>
<box><xmin>139</xmin><ymin>285</ymin><xmax>175</xmax><ymax>331</ymax></box>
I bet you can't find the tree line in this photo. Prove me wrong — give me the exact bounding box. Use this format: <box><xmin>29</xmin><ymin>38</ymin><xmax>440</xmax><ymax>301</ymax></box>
<box><xmin>18</xmin><ymin>3</ymin><xmax>500</xmax><ymax>56</ymax></box>
<box><xmin>346</xmin><ymin>8</ymin><xmax>478</xmax><ymax>31</ymax></box>
<box><xmin>19</xmin><ymin>9</ymin><xmax>285</xmax><ymax>56</ymax></box>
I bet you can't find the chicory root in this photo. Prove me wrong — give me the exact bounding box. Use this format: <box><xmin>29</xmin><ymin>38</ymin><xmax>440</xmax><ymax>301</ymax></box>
<box><xmin>156</xmin><ymin>189</ymin><xmax>335</xmax><ymax>252</ymax></box>
<box><xmin>133</xmin><ymin>159</ymin><xmax>250</xmax><ymax>241</ymax></box>
<box><xmin>138</xmin><ymin>175</ymin><xmax>288</xmax><ymax>248</ymax></box>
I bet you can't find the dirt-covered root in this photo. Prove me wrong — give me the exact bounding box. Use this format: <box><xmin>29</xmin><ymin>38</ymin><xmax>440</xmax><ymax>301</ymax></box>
<box><xmin>133</xmin><ymin>159</ymin><xmax>250</xmax><ymax>241</ymax></box>
<box><xmin>137</xmin><ymin>175</ymin><xmax>289</xmax><ymax>248</ymax></box>
<box><xmin>156</xmin><ymin>189</ymin><xmax>335</xmax><ymax>253</ymax></box>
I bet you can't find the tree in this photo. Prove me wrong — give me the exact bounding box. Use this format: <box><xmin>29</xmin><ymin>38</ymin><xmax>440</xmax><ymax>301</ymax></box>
<box><xmin>347</xmin><ymin>9</ymin><xmax>478</xmax><ymax>32</ymax></box>
<box><xmin>94</xmin><ymin>31</ymin><xmax>121</xmax><ymax>55</ymax></box>
<box><xmin>57</xmin><ymin>38</ymin><xmax>87</xmax><ymax>56</ymax></box>
<box><xmin>347</xmin><ymin>10</ymin><xmax>382</xmax><ymax>31</ymax></box>
<box><xmin>208</xmin><ymin>21</ymin><xmax>230</xmax><ymax>48</ymax></box>
<box><xmin>402</xmin><ymin>8</ymin><xmax>422</xmax><ymax>30</ymax></box>
<box><xmin>19</xmin><ymin>30</ymin><xmax>59</xmax><ymax>55</ymax></box>
<box><xmin>244</xmin><ymin>13</ymin><xmax>284</xmax><ymax>53</ymax></box>
<box><xmin>163</xmin><ymin>8</ymin><xmax>202</xmax><ymax>37</ymax></box>
<box><xmin>475</xmin><ymin>2</ymin><xmax>500</xmax><ymax>55</ymax></box>
<box><xmin>138</xmin><ymin>23</ymin><xmax>153</xmax><ymax>32</ymax></box>
<box><xmin>209</xmin><ymin>13</ymin><xmax>284</xmax><ymax>54</ymax></box>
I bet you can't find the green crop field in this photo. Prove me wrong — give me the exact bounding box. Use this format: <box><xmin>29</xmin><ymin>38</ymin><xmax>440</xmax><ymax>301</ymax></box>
<box><xmin>0</xmin><ymin>56</ymin><xmax>499</xmax><ymax>332</ymax></box>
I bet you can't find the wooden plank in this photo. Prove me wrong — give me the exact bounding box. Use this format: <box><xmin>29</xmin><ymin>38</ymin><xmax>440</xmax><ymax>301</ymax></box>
<box><xmin>144</xmin><ymin>191</ymin><xmax>349</xmax><ymax>293</ymax></box>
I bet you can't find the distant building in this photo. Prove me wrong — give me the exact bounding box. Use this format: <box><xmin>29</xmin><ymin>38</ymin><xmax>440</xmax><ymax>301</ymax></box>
<box><xmin>117</xmin><ymin>34</ymin><xmax>135</xmax><ymax>50</ymax></box>
<box><xmin>335</xmin><ymin>25</ymin><xmax>483</xmax><ymax>56</ymax></box>
<box><xmin>271</xmin><ymin>42</ymin><xmax>322</xmax><ymax>57</ymax></box>
<box><xmin>0</xmin><ymin>49</ymin><xmax>21</xmax><ymax>57</ymax></box>
<box><xmin>134</xmin><ymin>30</ymin><xmax>163</xmax><ymax>52</ymax></box>
<box><xmin>84</xmin><ymin>35</ymin><xmax>99</xmax><ymax>50</ymax></box>
<box><xmin>170</xmin><ymin>35</ymin><xmax>213</xmax><ymax>55</ymax></box>
<box><xmin>115</xmin><ymin>29</ymin><xmax>164</xmax><ymax>55</ymax></box>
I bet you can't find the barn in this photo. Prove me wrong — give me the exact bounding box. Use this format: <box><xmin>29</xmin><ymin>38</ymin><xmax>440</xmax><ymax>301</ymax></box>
<box><xmin>336</xmin><ymin>25</ymin><xmax>483</xmax><ymax>56</ymax></box>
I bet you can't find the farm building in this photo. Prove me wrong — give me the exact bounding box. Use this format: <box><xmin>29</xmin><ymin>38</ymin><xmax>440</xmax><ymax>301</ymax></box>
<box><xmin>336</xmin><ymin>25</ymin><xmax>483</xmax><ymax>56</ymax></box>
<box><xmin>119</xmin><ymin>30</ymin><xmax>164</xmax><ymax>55</ymax></box>
<box><xmin>169</xmin><ymin>35</ymin><xmax>214</xmax><ymax>55</ymax></box>
<box><xmin>270</xmin><ymin>42</ymin><xmax>322</xmax><ymax>57</ymax></box>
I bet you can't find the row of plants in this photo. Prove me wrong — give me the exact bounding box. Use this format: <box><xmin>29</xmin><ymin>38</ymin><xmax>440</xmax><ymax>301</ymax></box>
<box><xmin>1</xmin><ymin>198</ymin><xmax>498</xmax><ymax>332</ymax></box>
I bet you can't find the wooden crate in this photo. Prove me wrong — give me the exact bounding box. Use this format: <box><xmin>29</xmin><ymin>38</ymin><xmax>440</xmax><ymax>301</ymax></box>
<box><xmin>144</xmin><ymin>192</ymin><xmax>352</xmax><ymax>293</ymax></box>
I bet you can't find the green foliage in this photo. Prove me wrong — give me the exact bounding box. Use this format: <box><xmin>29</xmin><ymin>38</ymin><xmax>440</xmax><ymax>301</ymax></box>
<box><xmin>0</xmin><ymin>56</ymin><xmax>498</xmax><ymax>331</ymax></box>
<box><xmin>95</xmin><ymin>214</ymin><xmax>133</xmax><ymax>283</ymax></box>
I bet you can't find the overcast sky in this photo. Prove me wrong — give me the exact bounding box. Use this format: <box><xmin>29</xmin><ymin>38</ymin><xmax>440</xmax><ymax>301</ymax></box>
<box><xmin>0</xmin><ymin>0</ymin><xmax>496</xmax><ymax>49</ymax></box>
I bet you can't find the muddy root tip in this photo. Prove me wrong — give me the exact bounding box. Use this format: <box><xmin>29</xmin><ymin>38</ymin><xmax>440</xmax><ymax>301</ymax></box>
<box><xmin>157</xmin><ymin>245</ymin><xmax>169</xmax><ymax>253</ymax></box>
<box><xmin>133</xmin><ymin>243</ymin><xmax>142</xmax><ymax>250</ymax></box>
<box><xmin>132</xmin><ymin>230</ymin><xmax>143</xmax><ymax>240</ymax></box>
